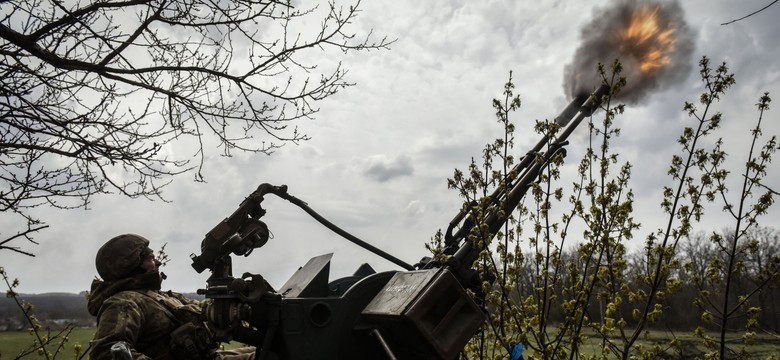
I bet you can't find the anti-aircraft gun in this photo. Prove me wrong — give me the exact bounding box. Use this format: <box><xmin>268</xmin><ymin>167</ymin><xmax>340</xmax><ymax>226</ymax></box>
<box><xmin>190</xmin><ymin>85</ymin><xmax>609</xmax><ymax>360</ymax></box>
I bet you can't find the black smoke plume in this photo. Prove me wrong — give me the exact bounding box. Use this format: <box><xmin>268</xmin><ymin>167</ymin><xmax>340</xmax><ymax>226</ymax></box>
<box><xmin>563</xmin><ymin>0</ymin><xmax>696</xmax><ymax>104</ymax></box>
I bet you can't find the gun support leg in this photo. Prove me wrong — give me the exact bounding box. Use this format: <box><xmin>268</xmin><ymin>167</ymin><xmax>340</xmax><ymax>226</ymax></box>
<box><xmin>370</xmin><ymin>329</ymin><xmax>398</xmax><ymax>360</ymax></box>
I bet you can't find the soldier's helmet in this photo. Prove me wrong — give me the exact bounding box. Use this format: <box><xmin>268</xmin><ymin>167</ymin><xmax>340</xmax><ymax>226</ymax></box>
<box><xmin>96</xmin><ymin>234</ymin><xmax>152</xmax><ymax>281</ymax></box>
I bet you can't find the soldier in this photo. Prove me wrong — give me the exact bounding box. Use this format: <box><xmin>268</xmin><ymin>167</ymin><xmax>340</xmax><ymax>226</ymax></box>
<box><xmin>87</xmin><ymin>234</ymin><xmax>255</xmax><ymax>360</ymax></box>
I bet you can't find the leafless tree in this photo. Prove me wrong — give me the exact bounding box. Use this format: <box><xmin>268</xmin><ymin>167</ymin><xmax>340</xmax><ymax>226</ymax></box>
<box><xmin>0</xmin><ymin>0</ymin><xmax>391</xmax><ymax>255</ymax></box>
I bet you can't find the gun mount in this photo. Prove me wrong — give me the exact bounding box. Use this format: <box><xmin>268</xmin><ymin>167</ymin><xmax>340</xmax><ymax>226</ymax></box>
<box><xmin>191</xmin><ymin>85</ymin><xmax>609</xmax><ymax>360</ymax></box>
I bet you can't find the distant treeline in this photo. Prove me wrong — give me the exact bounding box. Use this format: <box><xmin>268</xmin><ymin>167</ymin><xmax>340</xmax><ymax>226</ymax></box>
<box><xmin>0</xmin><ymin>293</ymin><xmax>93</xmax><ymax>331</ymax></box>
<box><xmin>0</xmin><ymin>292</ymin><xmax>203</xmax><ymax>331</ymax></box>
<box><xmin>511</xmin><ymin>227</ymin><xmax>780</xmax><ymax>332</ymax></box>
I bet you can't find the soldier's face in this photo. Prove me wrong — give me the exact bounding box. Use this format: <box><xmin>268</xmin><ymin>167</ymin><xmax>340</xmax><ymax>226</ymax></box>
<box><xmin>141</xmin><ymin>253</ymin><xmax>161</xmax><ymax>273</ymax></box>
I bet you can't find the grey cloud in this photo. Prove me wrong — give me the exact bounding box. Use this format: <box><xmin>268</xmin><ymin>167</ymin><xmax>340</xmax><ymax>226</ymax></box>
<box><xmin>4</xmin><ymin>0</ymin><xmax>779</xmax><ymax>294</ymax></box>
<box><xmin>363</xmin><ymin>154</ymin><xmax>415</xmax><ymax>182</ymax></box>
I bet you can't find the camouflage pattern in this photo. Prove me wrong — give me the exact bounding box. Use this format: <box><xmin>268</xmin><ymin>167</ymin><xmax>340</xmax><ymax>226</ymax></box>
<box><xmin>89</xmin><ymin>274</ymin><xmax>256</xmax><ymax>360</ymax></box>
<box><xmin>95</xmin><ymin>234</ymin><xmax>151</xmax><ymax>281</ymax></box>
<box><xmin>88</xmin><ymin>272</ymin><xmax>187</xmax><ymax>360</ymax></box>
<box><xmin>89</xmin><ymin>235</ymin><xmax>255</xmax><ymax>360</ymax></box>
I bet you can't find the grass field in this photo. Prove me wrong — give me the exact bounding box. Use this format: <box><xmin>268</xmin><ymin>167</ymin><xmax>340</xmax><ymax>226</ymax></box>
<box><xmin>1</xmin><ymin>327</ymin><xmax>779</xmax><ymax>359</ymax></box>
<box><xmin>0</xmin><ymin>327</ymin><xmax>247</xmax><ymax>359</ymax></box>
<box><xmin>556</xmin><ymin>329</ymin><xmax>780</xmax><ymax>359</ymax></box>
<box><xmin>0</xmin><ymin>327</ymin><xmax>93</xmax><ymax>359</ymax></box>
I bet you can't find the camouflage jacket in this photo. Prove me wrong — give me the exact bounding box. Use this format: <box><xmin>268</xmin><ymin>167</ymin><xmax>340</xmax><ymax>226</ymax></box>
<box><xmin>87</xmin><ymin>271</ymin><xmax>206</xmax><ymax>360</ymax></box>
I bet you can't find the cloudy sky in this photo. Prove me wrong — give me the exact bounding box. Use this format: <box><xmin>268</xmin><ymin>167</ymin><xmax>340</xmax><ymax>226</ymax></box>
<box><xmin>2</xmin><ymin>0</ymin><xmax>779</xmax><ymax>294</ymax></box>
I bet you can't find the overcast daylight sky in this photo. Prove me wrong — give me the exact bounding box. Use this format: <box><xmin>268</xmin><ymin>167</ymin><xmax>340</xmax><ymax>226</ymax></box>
<box><xmin>2</xmin><ymin>0</ymin><xmax>779</xmax><ymax>294</ymax></box>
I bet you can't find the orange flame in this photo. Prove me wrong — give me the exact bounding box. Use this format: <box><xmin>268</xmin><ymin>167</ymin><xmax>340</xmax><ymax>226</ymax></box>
<box><xmin>617</xmin><ymin>5</ymin><xmax>676</xmax><ymax>73</ymax></box>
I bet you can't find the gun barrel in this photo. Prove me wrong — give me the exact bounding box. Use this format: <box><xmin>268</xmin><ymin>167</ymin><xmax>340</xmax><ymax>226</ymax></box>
<box><xmin>554</xmin><ymin>94</ymin><xmax>589</xmax><ymax>126</ymax></box>
<box><xmin>446</xmin><ymin>84</ymin><xmax>610</xmax><ymax>284</ymax></box>
<box><xmin>445</xmin><ymin>85</ymin><xmax>609</xmax><ymax>250</ymax></box>
<box><xmin>555</xmin><ymin>85</ymin><xmax>609</xmax><ymax>142</ymax></box>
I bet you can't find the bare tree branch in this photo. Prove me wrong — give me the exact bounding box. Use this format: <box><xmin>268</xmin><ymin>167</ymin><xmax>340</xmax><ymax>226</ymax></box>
<box><xmin>752</xmin><ymin>177</ymin><xmax>780</xmax><ymax>196</ymax></box>
<box><xmin>721</xmin><ymin>0</ymin><xmax>778</xmax><ymax>25</ymax></box>
<box><xmin>0</xmin><ymin>0</ymin><xmax>392</xmax><ymax>254</ymax></box>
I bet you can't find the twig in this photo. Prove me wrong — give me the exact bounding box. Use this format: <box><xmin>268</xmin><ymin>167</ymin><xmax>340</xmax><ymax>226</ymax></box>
<box><xmin>721</xmin><ymin>0</ymin><xmax>778</xmax><ymax>25</ymax></box>
<box><xmin>744</xmin><ymin>174</ymin><xmax>779</xmax><ymax>196</ymax></box>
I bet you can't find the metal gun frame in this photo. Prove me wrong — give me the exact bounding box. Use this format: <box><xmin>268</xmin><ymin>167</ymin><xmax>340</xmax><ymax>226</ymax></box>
<box><xmin>190</xmin><ymin>85</ymin><xmax>610</xmax><ymax>360</ymax></box>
